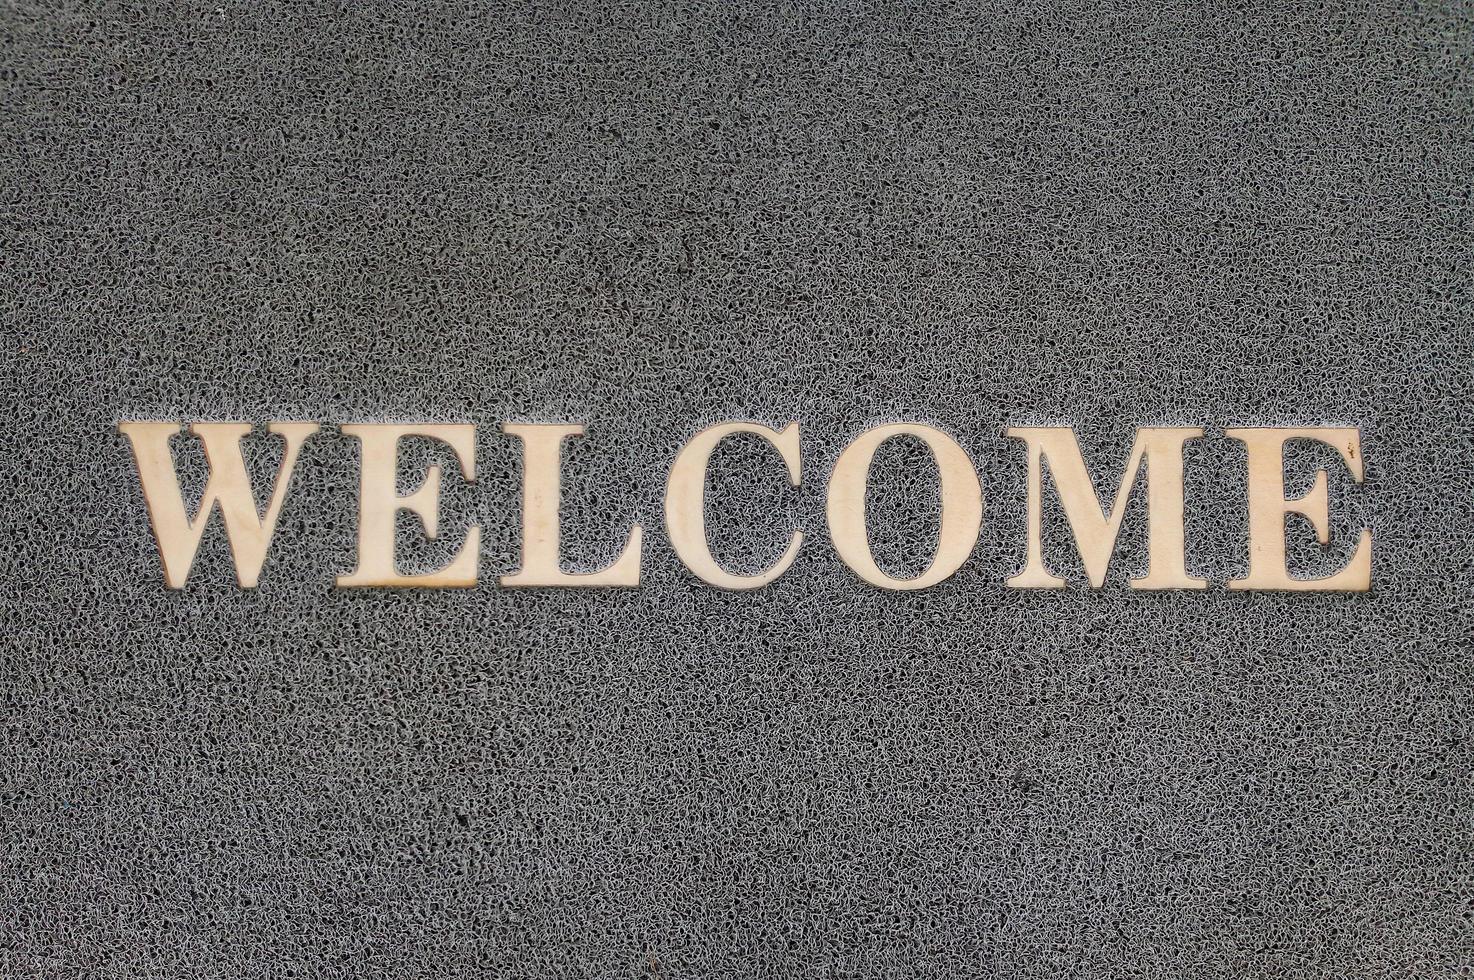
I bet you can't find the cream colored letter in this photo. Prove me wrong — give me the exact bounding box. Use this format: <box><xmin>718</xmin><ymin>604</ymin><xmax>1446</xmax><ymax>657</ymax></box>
<box><xmin>337</xmin><ymin>424</ymin><xmax>480</xmax><ymax>588</ymax></box>
<box><xmin>1007</xmin><ymin>427</ymin><xmax>1204</xmax><ymax>590</ymax></box>
<box><xmin>665</xmin><ymin>422</ymin><xmax>802</xmax><ymax>589</ymax></box>
<box><xmin>1227</xmin><ymin>427</ymin><xmax>1371</xmax><ymax>591</ymax></box>
<box><xmin>119</xmin><ymin>421</ymin><xmax>319</xmax><ymax>589</ymax></box>
<box><xmin>826</xmin><ymin>424</ymin><xmax>983</xmax><ymax>590</ymax></box>
<box><xmin>500</xmin><ymin>423</ymin><xmax>642</xmax><ymax>587</ymax></box>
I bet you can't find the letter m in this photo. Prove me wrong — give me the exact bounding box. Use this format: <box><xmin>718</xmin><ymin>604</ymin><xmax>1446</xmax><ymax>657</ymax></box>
<box><xmin>118</xmin><ymin>422</ymin><xmax>319</xmax><ymax>588</ymax></box>
<box><xmin>1007</xmin><ymin>426</ymin><xmax>1205</xmax><ymax>589</ymax></box>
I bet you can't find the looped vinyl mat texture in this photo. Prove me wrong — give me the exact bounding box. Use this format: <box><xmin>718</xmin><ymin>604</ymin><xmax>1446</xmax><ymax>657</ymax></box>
<box><xmin>3</xmin><ymin>2</ymin><xmax>1474</xmax><ymax>977</ymax></box>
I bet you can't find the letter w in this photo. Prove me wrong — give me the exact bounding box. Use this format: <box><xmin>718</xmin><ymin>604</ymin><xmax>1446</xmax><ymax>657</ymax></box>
<box><xmin>119</xmin><ymin>422</ymin><xmax>319</xmax><ymax>588</ymax></box>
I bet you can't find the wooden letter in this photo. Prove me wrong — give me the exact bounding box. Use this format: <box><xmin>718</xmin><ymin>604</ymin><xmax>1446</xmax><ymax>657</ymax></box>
<box><xmin>826</xmin><ymin>423</ymin><xmax>983</xmax><ymax>590</ymax></box>
<box><xmin>1227</xmin><ymin>427</ymin><xmax>1372</xmax><ymax>591</ymax></box>
<box><xmin>500</xmin><ymin>423</ymin><xmax>642</xmax><ymax>587</ymax></box>
<box><xmin>1007</xmin><ymin>427</ymin><xmax>1205</xmax><ymax>589</ymax></box>
<box><xmin>665</xmin><ymin>422</ymin><xmax>802</xmax><ymax>589</ymax></box>
<box><xmin>119</xmin><ymin>421</ymin><xmax>319</xmax><ymax>589</ymax></box>
<box><xmin>337</xmin><ymin>424</ymin><xmax>480</xmax><ymax>588</ymax></box>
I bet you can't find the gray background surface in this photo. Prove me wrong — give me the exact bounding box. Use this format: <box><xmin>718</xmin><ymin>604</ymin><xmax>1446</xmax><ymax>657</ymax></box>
<box><xmin>4</xmin><ymin>1</ymin><xmax>1474</xmax><ymax>977</ymax></box>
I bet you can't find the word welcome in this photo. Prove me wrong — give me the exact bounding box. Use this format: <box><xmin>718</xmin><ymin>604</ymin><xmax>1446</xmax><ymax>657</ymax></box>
<box><xmin>119</xmin><ymin>422</ymin><xmax>1372</xmax><ymax>592</ymax></box>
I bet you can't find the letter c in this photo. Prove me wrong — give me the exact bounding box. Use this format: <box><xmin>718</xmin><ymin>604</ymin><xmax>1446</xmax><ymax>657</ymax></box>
<box><xmin>665</xmin><ymin>422</ymin><xmax>803</xmax><ymax>589</ymax></box>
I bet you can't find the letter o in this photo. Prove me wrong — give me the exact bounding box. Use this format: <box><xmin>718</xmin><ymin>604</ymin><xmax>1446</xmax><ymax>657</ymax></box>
<box><xmin>825</xmin><ymin>424</ymin><xmax>983</xmax><ymax>590</ymax></box>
